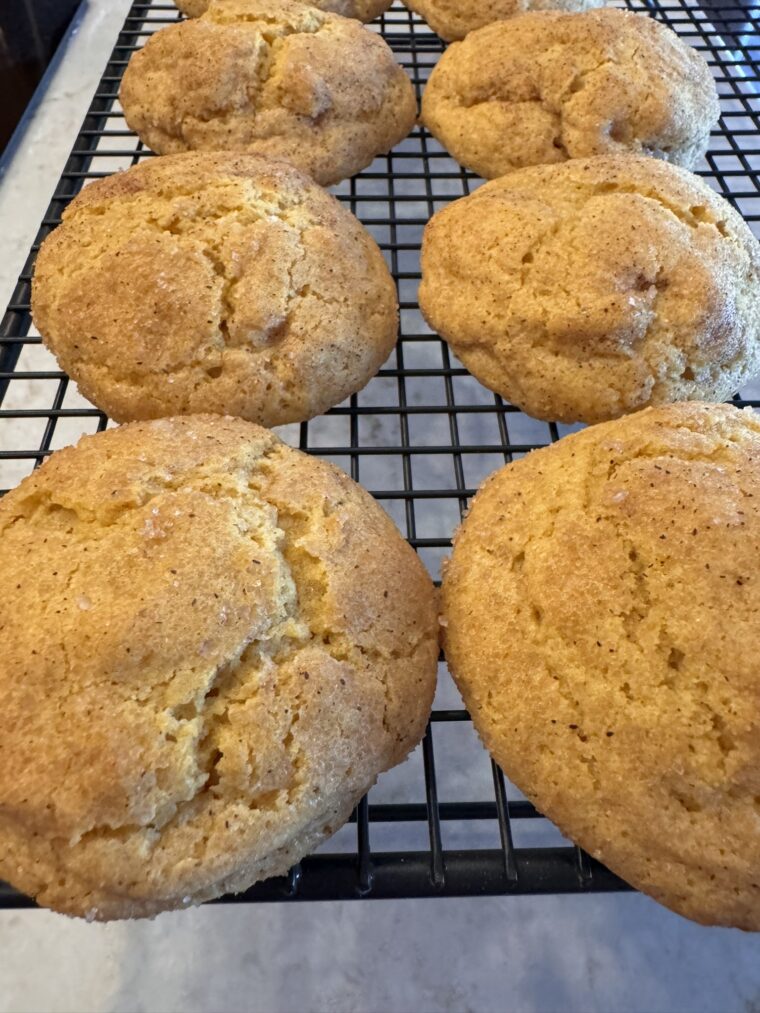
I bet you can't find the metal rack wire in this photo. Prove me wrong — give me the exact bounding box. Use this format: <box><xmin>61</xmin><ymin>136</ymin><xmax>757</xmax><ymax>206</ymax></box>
<box><xmin>1</xmin><ymin>0</ymin><xmax>759</xmax><ymax>907</ymax></box>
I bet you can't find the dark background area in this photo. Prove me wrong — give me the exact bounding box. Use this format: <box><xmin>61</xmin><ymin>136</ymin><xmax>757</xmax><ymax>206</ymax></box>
<box><xmin>0</xmin><ymin>0</ymin><xmax>81</xmax><ymax>155</ymax></box>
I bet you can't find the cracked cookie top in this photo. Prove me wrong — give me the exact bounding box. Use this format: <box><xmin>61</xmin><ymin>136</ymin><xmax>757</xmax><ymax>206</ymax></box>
<box><xmin>403</xmin><ymin>0</ymin><xmax>603</xmax><ymax>43</ymax></box>
<box><xmin>175</xmin><ymin>0</ymin><xmax>393</xmax><ymax>21</ymax></box>
<box><xmin>31</xmin><ymin>152</ymin><xmax>398</xmax><ymax>427</ymax></box>
<box><xmin>0</xmin><ymin>416</ymin><xmax>439</xmax><ymax>919</ymax></box>
<box><xmin>442</xmin><ymin>401</ymin><xmax>760</xmax><ymax>929</ymax></box>
<box><xmin>420</xmin><ymin>9</ymin><xmax>719</xmax><ymax>176</ymax></box>
<box><xmin>419</xmin><ymin>155</ymin><xmax>760</xmax><ymax>424</ymax></box>
<box><xmin>119</xmin><ymin>0</ymin><xmax>417</xmax><ymax>186</ymax></box>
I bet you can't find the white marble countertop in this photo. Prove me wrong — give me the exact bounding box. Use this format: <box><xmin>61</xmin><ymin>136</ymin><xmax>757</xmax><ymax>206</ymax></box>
<box><xmin>2</xmin><ymin>3</ymin><xmax>760</xmax><ymax>1011</ymax></box>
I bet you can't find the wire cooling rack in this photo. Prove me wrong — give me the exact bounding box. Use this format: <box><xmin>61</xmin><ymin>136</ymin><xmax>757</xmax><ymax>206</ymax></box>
<box><xmin>1</xmin><ymin>0</ymin><xmax>759</xmax><ymax>908</ymax></box>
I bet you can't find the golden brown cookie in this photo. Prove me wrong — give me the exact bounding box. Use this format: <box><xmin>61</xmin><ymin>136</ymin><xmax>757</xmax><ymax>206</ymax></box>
<box><xmin>420</xmin><ymin>156</ymin><xmax>760</xmax><ymax>424</ymax></box>
<box><xmin>404</xmin><ymin>0</ymin><xmax>603</xmax><ymax>41</ymax></box>
<box><xmin>0</xmin><ymin>416</ymin><xmax>439</xmax><ymax>920</ymax></box>
<box><xmin>443</xmin><ymin>401</ymin><xmax>760</xmax><ymax>929</ymax></box>
<box><xmin>120</xmin><ymin>0</ymin><xmax>417</xmax><ymax>186</ymax></box>
<box><xmin>421</xmin><ymin>9</ymin><xmax>719</xmax><ymax>176</ymax></box>
<box><xmin>175</xmin><ymin>0</ymin><xmax>392</xmax><ymax>19</ymax></box>
<box><xmin>32</xmin><ymin>153</ymin><xmax>398</xmax><ymax>426</ymax></box>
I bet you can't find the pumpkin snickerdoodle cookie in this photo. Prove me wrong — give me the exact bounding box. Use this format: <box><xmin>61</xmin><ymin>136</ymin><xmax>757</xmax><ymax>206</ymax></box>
<box><xmin>120</xmin><ymin>0</ymin><xmax>416</xmax><ymax>186</ymax></box>
<box><xmin>176</xmin><ymin>0</ymin><xmax>392</xmax><ymax>19</ymax></box>
<box><xmin>443</xmin><ymin>402</ymin><xmax>760</xmax><ymax>929</ymax></box>
<box><xmin>0</xmin><ymin>416</ymin><xmax>438</xmax><ymax>919</ymax></box>
<box><xmin>32</xmin><ymin>153</ymin><xmax>398</xmax><ymax>426</ymax></box>
<box><xmin>420</xmin><ymin>156</ymin><xmax>760</xmax><ymax>424</ymax></box>
<box><xmin>404</xmin><ymin>0</ymin><xmax>603</xmax><ymax>42</ymax></box>
<box><xmin>421</xmin><ymin>9</ymin><xmax>719</xmax><ymax>176</ymax></box>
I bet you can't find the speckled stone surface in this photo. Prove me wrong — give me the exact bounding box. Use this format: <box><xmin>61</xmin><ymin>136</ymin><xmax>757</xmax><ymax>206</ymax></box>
<box><xmin>3</xmin><ymin>3</ymin><xmax>760</xmax><ymax>1011</ymax></box>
